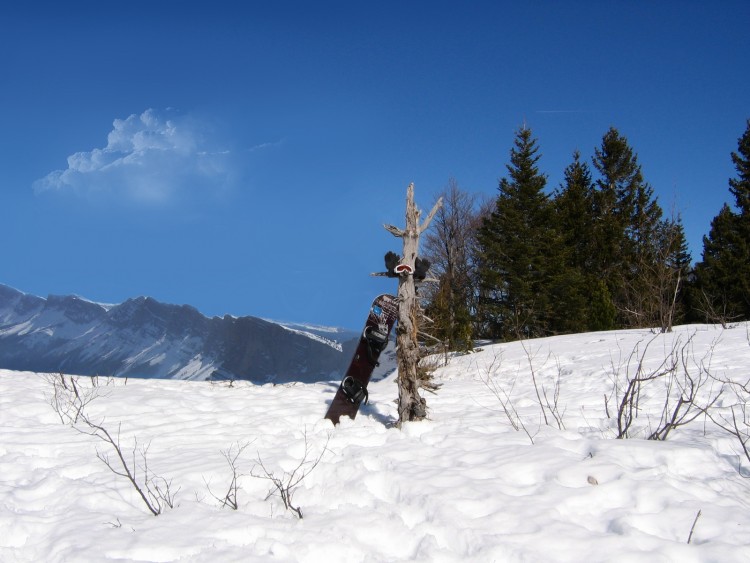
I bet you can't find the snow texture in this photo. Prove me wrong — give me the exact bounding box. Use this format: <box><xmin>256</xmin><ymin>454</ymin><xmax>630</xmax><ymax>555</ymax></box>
<box><xmin>2</xmin><ymin>323</ymin><xmax>750</xmax><ymax>562</ymax></box>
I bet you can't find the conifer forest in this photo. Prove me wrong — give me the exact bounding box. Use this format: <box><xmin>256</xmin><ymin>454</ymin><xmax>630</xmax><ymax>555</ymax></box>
<box><xmin>422</xmin><ymin>120</ymin><xmax>750</xmax><ymax>349</ymax></box>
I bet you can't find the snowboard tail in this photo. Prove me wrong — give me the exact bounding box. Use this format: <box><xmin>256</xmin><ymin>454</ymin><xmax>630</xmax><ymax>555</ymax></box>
<box><xmin>325</xmin><ymin>294</ymin><xmax>398</xmax><ymax>424</ymax></box>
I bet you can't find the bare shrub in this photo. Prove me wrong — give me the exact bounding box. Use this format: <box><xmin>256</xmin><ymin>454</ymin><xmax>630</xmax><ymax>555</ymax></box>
<box><xmin>647</xmin><ymin>335</ymin><xmax>723</xmax><ymax>440</ymax></box>
<box><xmin>252</xmin><ymin>430</ymin><xmax>330</xmax><ymax>519</ymax></box>
<box><xmin>44</xmin><ymin>372</ymin><xmax>178</xmax><ymax>516</ymax></box>
<box><xmin>80</xmin><ymin>415</ymin><xmax>179</xmax><ymax>516</ymax></box>
<box><xmin>44</xmin><ymin>372</ymin><xmax>113</xmax><ymax>424</ymax></box>
<box><xmin>479</xmin><ymin>341</ymin><xmax>567</xmax><ymax>442</ymax></box>
<box><xmin>479</xmin><ymin>352</ymin><xmax>537</xmax><ymax>444</ymax></box>
<box><xmin>205</xmin><ymin>441</ymin><xmax>253</xmax><ymax>510</ymax></box>
<box><xmin>416</xmin><ymin>348</ymin><xmax>444</xmax><ymax>396</ymax></box>
<box><xmin>708</xmin><ymin>399</ymin><xmax>750</xmax><ymax>475</ymax></box>
<box><xmin>519</xmin><ymin>341</ymin><xmax>566</xmax><ymax>430</ymax></box>
<box><xmin>607</xmin><ymin>335</ymin><xmax>661</xmax><ymax>438</ymax></box>
<box><xmin>606</xmin><ymin>332</ymin><xmax>723</xmax><ymax>440</ymax></box>
<box><xmin>705</xmin><ymin>328</ymin><xmax>750</xmax><ymax>475</ymax></box>
<box><xmin>696</xmin><ymin>289</ymin><xmax>742</xmax><ymax>330</ymax></box>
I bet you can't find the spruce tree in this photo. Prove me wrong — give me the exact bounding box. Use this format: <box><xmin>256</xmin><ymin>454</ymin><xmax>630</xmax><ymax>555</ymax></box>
<box><xmin>552</xmin><ymin>151</ymin><xmax>597</xmax><ymax>332</ymax></box>
<box><xmin>477</xmin><ymin>126</ymin><xmax>560</xmax><ymax>340</ymax></box>
<box><xmin>695</xmin><ymin>119</ymin><xmax>750</xmax><ymax>321</ymax></box>
<box><xmin>555</xmin><ymin>151</ymin><xmax>596</xmax><ymax>271</ymax></box>
<box><xmin>649</xmin><ymin>216</ymin><xmax>692</xmax><ymax>331</ymax></box>
<box><xmin>591</xmin><ymin>127</ymin><xmax>664</xmax><ymax>327</ymax></box>
<box><xmin>730</xmin><ymin>119</ymin><xmax>750</xmax><ymax>216</ymax></box>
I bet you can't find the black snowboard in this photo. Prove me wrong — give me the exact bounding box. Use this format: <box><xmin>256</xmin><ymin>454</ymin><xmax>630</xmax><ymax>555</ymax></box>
<box><xmin>325</xmin><ymin>294</ymin><xmax>399</xmax><ymax>425</ymax></box>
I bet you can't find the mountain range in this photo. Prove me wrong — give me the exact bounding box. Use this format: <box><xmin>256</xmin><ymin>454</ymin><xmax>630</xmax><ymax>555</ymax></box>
<box><xmin>0</xmin><ymin>284</ymin><xmax>365</xmax><ymax>383</ymax></box>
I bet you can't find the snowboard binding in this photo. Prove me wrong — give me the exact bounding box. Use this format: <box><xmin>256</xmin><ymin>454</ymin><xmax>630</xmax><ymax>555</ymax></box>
<box><xmin>324</xmin><ymin>294</ymin><xmax>398</xmax><ymax>425</ymax></box>
<box><xmin>340</xmin><ymin>375</ymin><xmax>369</xmax><ymax>406</ymax></box>
<box><xmin>363</xmin><ymin>325</ymin><xmax>388</xmax><ymax>364</ymax></box>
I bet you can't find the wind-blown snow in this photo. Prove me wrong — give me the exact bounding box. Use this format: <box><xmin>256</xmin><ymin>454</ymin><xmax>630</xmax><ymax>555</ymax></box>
<box><xmin>268</xmin><ymin>320</ymin><xmax>359</xmax><ymax>353</ymax></box>
<box><xmin>276</xmin><ymin>326</ymin><xmax>344</xmax><ymax>352</ymax></box>
<box><xmin>2</xmin><ymin>323</ymin><xmax>750</xmax><ymax>561</ymax></box>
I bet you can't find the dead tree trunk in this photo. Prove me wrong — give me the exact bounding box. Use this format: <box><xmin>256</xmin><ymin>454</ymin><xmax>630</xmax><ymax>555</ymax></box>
<box><xmin>384</xmin><ymin>183</ymin><xmax>442</xmax><ymax>425</ymax></box>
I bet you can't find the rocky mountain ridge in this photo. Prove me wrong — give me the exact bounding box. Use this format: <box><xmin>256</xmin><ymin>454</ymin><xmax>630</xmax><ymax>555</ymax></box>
<box><xmin>0</xmin><ymin>284</ymin><xmax>360</xmax><ymax>383</ymax></box>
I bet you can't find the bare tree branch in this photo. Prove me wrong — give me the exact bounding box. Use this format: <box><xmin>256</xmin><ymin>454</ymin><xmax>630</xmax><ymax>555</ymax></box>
<box><xmin>43</xmin><ymin>373</ymin><xmax>177</xmax><ymax>516</ymax></box>
<box><xmin>418</xmin><ymin>196</ymin><xmax>444</xmax><ymax>235</ymax></box>
<box><xmin>206</xmin><ymin>441</ymin><xmax>253</xmax><ymax>510</ymax></box>
<box><xmin>384</xmin><ymin>224</ymin><xmax>406</xmax><ymax>238</ymax></box>
<box><xmin>251</xmin><ymin>430</ymin><xmax>330</xmax><ymax>519</ymax></box>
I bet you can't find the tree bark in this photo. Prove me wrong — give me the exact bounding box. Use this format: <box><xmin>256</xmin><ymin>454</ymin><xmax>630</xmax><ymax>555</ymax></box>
<box><xmin>384</xmin><ymin>183</ymin><xmax>442</xmax><ymax>425</ymax></box>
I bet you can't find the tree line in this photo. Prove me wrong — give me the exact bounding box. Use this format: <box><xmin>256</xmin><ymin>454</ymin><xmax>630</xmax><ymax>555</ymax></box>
<box><xmin>423</xmin><ymin>120</ymin><xmax>750</xmax><ymax>350</ymax></box>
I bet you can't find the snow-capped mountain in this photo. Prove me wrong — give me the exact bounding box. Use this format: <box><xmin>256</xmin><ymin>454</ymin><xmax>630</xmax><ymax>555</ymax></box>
<box><xmin>0</xmin><ymin>284</ymin><xmax>361</xmax><ymax>383</ymax></box>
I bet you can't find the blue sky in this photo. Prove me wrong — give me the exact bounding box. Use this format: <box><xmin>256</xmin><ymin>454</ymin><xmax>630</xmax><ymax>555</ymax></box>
<box><xmin>2</xmin><ymin>1</ymin><xmax>748</xmax><ymax>329</ymax></box>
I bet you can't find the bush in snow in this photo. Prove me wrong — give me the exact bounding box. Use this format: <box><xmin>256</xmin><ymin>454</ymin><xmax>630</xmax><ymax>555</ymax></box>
<box><xmin>45</xmin><ymin>372</ymin><xmax>178</xmax><ymax>516</ymax></box>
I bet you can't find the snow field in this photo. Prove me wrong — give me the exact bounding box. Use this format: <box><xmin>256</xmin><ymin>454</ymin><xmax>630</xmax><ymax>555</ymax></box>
<box><xmin>1</xmin><ymin>323</ymin><xmax>750</xmax><ymax>561</ymax></box>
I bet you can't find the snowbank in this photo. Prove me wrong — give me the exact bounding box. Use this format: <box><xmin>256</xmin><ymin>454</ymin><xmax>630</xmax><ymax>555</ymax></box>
<box><xmin>2</xmin><ymin>323</ymin><xmax>749</xmax><ymax>561</ymax></box>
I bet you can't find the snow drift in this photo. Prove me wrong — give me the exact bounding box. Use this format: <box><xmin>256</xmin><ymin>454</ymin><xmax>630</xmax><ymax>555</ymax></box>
<box><xmin>2</xmin><ymin>322</ymin><xmax>750</xmax><ymax>561</ymax></box>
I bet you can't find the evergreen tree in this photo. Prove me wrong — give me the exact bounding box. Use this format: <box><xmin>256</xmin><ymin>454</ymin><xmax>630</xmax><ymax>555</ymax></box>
<box><xmin>648</xmin><ymin>216</ymin><xmax>692</xmax><ymax>331</ymax></box>
<box><xmin>477</xmin><ymin>126</ymin><xmax>561</xmax><ymax>340</ymax></box>
<box><xmin>552</xmin><ymin>151</ymin><xmax>597</xmax><ymax>332</ymax></box>
<box><xmin>695</xmin><ymin>205</ymin><xmax>748</xmax><ymax>322</ymax></box>
<box><xmin>591</xmin><ymin>127</ymin><xmax>664</xmax><ymax>327</ymax></box>
<box><xmin>588</xmin><ymin>280</ymin><xmax>617</xmax><ymax>331</ymax></box>
<box><xmin>695</xmin><ymin>119</ymin><xmax>750</xmax><ymax>321</ymax></box>
<box><xmin>555</xmin><ymin>151</ymin><xmax>596</xmax><ymax>270</ymax></box>
<box><xmin>730</xmin><ymin>119</ymin><xmax>750</xmax><ymax>215</ymax></box>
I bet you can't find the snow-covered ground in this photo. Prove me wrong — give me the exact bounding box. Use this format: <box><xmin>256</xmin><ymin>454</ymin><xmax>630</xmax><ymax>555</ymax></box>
<box><xmin>2</xmin><ymin>323</ymin><xmax>750</xmax><ymax>562</ymax></box>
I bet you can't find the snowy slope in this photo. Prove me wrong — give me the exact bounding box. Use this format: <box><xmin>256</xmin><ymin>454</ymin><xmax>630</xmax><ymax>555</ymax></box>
<box><xmin>268</xmin><ymin>320</ymin><xmax>359</xmax><ymax>353</ymax></box>
<box><xmin>2</xmin><ymin>323</ymin><xmax>750</xmax><ymax>561</ymax></box>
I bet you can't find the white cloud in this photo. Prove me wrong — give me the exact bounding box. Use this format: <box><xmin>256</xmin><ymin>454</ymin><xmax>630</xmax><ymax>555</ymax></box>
<box><xmin>33</xmin><ymin>109</ymin><xmax>233</xmax><ymax>205</ymax></box>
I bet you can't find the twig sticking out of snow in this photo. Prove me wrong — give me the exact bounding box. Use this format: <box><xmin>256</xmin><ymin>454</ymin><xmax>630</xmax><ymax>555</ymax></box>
<box><xmin>251</xmin><ymin>430</ymin><xmax>330</xmax><ymax>519</ymax></box>
<box><xmin>687</xmin><ymin>509</ymin><xmax>702</xmax><ymax>544</ymax></box>
<box><xmin>44</xmin><ymin>372</ymin><xmax>178</xmax><ymax>516</ymax></box>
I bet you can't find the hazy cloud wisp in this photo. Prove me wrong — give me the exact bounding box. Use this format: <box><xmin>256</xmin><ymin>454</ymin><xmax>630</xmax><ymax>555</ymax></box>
<box><xmin>33</xmin><ymin>109</ymin><xmax>233</xmax><ymax>205</ymax></box>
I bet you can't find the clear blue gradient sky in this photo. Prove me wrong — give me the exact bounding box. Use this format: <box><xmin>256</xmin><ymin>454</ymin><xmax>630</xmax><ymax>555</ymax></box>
<box><xmin>2</xmin><ymin>1</ymin><xmax>748</xmax><ymax>329</ymax></box>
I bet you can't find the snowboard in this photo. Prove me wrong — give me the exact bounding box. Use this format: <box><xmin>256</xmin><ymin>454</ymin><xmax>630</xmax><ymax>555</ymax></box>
<box><xmin>325</xmin><ymin>294</ymin><xmax>399</xmax><ymax>425</ymax></box>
